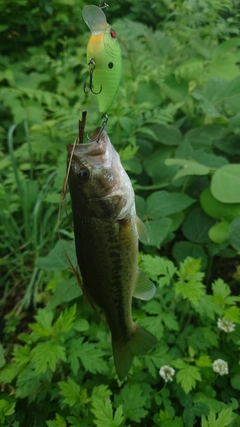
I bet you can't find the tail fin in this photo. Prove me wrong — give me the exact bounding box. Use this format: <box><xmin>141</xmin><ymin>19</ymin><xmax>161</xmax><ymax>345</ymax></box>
<box><xmin>112</xmin><ymin>325</ymin><xmax>157</xmax><ymax>381</ymax></box>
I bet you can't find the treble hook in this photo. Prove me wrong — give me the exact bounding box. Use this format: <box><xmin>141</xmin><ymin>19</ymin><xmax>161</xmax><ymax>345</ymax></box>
<box><xmin>88</xmin><ymin>114</ymin><xmax>108</xmax><ymax>143</ymax></box>
<box><xmin>96</xmin><ymin>113</ymin><xmax>108</xmax><ymax>142</ymax></box>
<box><xmin>83</xmin><ymin>58</ymin><xmax>102</xmax><ymax>95</ymax></box>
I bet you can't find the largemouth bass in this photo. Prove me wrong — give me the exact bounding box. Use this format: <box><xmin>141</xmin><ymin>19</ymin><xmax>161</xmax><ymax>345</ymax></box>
<box><xmin>67</xmin><ymin>128</ymin><xmax>157</xmax><ymax>381</ymax></box>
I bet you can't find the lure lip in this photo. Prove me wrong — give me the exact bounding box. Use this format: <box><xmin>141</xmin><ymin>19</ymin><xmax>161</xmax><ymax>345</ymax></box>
<box><xmin>82</xmin><ymin>5</ymin><xmax>108</xmax><ymax>34</ymax></box>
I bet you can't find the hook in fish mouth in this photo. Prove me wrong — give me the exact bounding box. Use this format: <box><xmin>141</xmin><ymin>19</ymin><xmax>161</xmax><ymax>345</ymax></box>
<box><xmin>86</xmin><ymin>113</ymin><xmax>108</xmax><ymax>143</ymax></box>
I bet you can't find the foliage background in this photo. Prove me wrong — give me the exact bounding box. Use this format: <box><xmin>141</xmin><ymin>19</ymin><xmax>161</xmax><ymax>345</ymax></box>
<box><xmin>0</xmin><ymin>0</ymin><xmax>240</xmax><ymax>426</ymax></box>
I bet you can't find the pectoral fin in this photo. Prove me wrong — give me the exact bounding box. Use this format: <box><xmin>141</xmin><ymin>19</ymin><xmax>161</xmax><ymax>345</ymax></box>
<box><xmin>133</xmin><ymin>269</ymin><xmax>156</xmax><ymax>300</ymax></box>
<box><xmin>136</xmin><ymin>216</ymin><xmax>149</xmax><ymax>243</ymax></box>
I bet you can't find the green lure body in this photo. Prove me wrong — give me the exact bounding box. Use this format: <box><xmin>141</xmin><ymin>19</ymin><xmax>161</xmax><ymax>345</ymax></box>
<box><xmin>82</xmin><ymin>5</ymin><xmax>122</xmax><ymax>114</ymax></box>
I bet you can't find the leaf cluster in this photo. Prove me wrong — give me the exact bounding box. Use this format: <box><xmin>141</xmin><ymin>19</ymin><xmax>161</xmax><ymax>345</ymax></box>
<box><xmin>0</xmin><ymin>256</ymin><xmax>240</xmax><ymax>426</ymax></box>
<box><xmin>1</xmin><ymin>0</ymin><xmax>240</xmax><ymax>425</ymax></box>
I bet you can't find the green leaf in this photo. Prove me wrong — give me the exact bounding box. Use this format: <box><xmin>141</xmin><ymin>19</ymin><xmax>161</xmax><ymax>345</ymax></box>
<box><xmin>195</xmin><ymin>295</ymin><xmax>222</xmax><ymax>320</ymax></box>
<box><xmin>231</xmin><ymin>374</ymin><xmax>240</xmax><ymax>391</ymax></box>
<box><xmin>182</xmin><ymin>207</ymin><xmax>214</xmax><ymax>243</ymax></box>
<box><xmin>174</xmin><ymin>361</ymin><xmax>201</xmax><ymax>394</ymax></box>
<box><xmin>58</xmin><ymin>377</ymin><xmax>81</xmax><ymax>406</ymax></box>
<box><xmin>161</xmin><ymin>74</ymin><xmax>189</xmax><ymax>103</ymax></box>
<box><xmin>140</xmin><ymin>312</ymin><xmax>164</xmax><ymax>340</ymax></box>
<box><xmin>205</xmin><ymin>52</ymin><xmax>239</xmax><ymax>81</ymax></box>
<box><xmin>144</xmin><ymin>218</ymin><xmax>172</xmax><ymax>247</ymax></box>
<box><xmin>31</xmin><ymin>341</ymin><xmax>66</xmax><ymax>374</ymax></box>
<box><xmin>68</xmin><ymin>340</ymin><xmax>108</xmax><ymax>375</ymax></box>
<box><xmin>201</xmin><ymin>407</ymin><xmax>233</xmax><ymax>427</ymax></box>
<box><xmin>215</xmin><ymin>407</ymin><xmax>233</xmax><ymax>427</ymax></box>
<box><xmin>52</xmin><ymin>304</ymin><xmax>77</xmax><ymax>335</ymax></box>
<box><xmin>0</xmin><ymin>399</ymin><xmax>16</xmax><ymax>422</ymax></box>
<box><xmin>46</xmin><ymin>413</ymin><xmax>67</xmax><ymax>427</ymax></box>
<box><xmin>200</xmin><ymin>187</ymin><xmax>240</xmax><ymax>221</ymax></box>
<box><xmin>229</xmin><ymin>217</ymin><xmax>240</xmax><ymax>251</ymax></box>
<box><xmin>224</xmin><ymin>305</ymin><xmax>240</xmax><ymax>323</ymax></box>
<box><xmin>175</xmin><ymin>268</ymin><xmax>205</xmax><ymax>306</ymax></box>
<box><xmin>173</xmin><ymin>242</ymin><xmax>208</xmax><ymax>269</ymax></box>
<box><xmin>143</xmin><ymin>147</ymin><xmax>178</xmax><ymax>185</ymax></box>
<box><xmin>175</xmin><ymin>282</ymin><xmax>205</xmax><ymax>305</ymax></box>
<box><xmin>48</xmin><ymin>277</ymin><xmax>82</xmax><ymax>309</ymax></box>
<box><xmin>159</xmin><ymin>417</ymin><xmax>184</xmax><ymax>427</ymax></box>
<box><xmin>178</xmin><ymin>257</ymin><xmax>204</xmax><ymax>281</ymax></box>
<box><xmin>92</xmin><ymin>385</ymin><xmax>112</xmax><ymax>400</ymax></box>
<box><xmin>212</xmin><ymin>279</ymin><xmax>230</xmax><ymax>306</ymax></box>
<box><xmin>191</xmin><ymin>150</ymin><xmax>228</xmax><ymax>169</ymax></box>
<box><xmin>221</xmin><ymin>75</ymin><xmax>240</xmax><ymax>115</ymax></box>
<box><xmin>15</xmin><ymin>366</ymin><xmax>43</xmax><ymax>399</ymax></box>
<box><xmin>162</xmin><ymin>312</ymin><xmax>179</xmax><ymax>331</ymax></box>
<box><xmin>0</xmin><ymin>344</ymin><xmax>6</xmax><ymax>369</ymax></box>
<box><xmin>30</xmin><ymin>308</ymin><xmax>54</xmax><ymax>337</ymax></box>
<box><xmin>183</xmin><ymin>125</ymin><xmax>226</xmax><ymax>150</ymax></box>
<box><xmin>211</xmin><ymin>164</ymin><xmax>240</xmax><ymax>203</ymax></box>
<box><xmin>144</xmin><ymin>344</ymin><xmax>170</xmax><ymax>377</ymax></box>
<box><xmin>140</xmin><ymin>254</ymin><xmax>177</xmax><ymax>284</ymax></box>
<box><xmin>175</xmin><ymin>57</ymin><xmax>204</xmax><ymax>81</ymax></box>
<box><xmin>165</xmin><ymin>158</ymin><xmax>210</xmax><ymax>180</ymax></box>
<box><xmin>208</xmin><ymin>220</ymin><xmax>230</xmax><ymax>244</ymax></box>
<box><xmin>13</xmin><ymin>346</ymin><xmax>31</xmax><ymax>367</ymax></box>
<box><xmin>151</xmin><ymin>123</ymin><xmax>182</xmax><ymax>146</ymax></box>
<box><xmin>196</xmin><ymin>394</ymin><xmax>221</xmax><ymax>414</ymax></box>
<box><xmin>146</xmin><ymin>191</ymin><xmax>195</xmax><ymax>219</ymax></box>
<box><xmin>91</xmin><ymin>397</ymin><xmax>124</xmax><ymax>427</ymax></box>
<box><xmin>115</xmin><ymin>383</ymin><xmax>148</xmax><ymax>422</ymax></box>
<box><xmin>73</xmin><ymin>318</ymin><xmax>89</xmax><ymax>332</ymax></box>
<box><xmin>0</xmin><ymin>363</ymin><xmax>21</xmax><ymax>384</ymax></box>
<box><xmin>196</xmin><ymin>355</ymin><xmax>212</xmax><ymax>368</ymax></box>
<box><xmin>35</xmin><ymin>240</ymin><xmax>77</xmax><ymax>271</ymax></box>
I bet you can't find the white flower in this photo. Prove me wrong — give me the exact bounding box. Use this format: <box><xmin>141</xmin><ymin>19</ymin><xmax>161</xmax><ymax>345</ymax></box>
<box><xmin>212</xmin><ymin>359</ymin><xmax>229</xmax><ymax>376</ymax></box>
<box><xmin>217</xmin><ymin>317</ymin><xmax>236</xmax><ymax>333</ymax></box>
<box><xmin>159</xmin><ymin>365</ymin><xmax>175</xmax><ymax>382</ymax></box>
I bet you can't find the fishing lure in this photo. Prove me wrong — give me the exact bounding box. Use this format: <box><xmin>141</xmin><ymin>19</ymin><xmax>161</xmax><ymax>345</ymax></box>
<box><xmin>82</xmin><ymin>5</ymin><xmax>122</xmax><ymax>114</ymax></box>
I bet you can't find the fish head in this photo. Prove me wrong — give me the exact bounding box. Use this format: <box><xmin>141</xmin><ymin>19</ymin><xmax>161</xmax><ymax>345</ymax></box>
<box><xmin>67</xmin><ymin>128</ymin><xmax>135</xmax><ymax>220</ymax></box>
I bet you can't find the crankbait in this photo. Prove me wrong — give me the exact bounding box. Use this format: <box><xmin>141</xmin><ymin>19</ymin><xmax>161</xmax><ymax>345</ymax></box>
<box><xmin>82</xmin><ymin>5</ymin><xmax>122</xmax><ymax>114</ymax></box>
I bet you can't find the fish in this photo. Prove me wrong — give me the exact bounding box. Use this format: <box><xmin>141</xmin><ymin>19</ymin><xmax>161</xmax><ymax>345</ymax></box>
<box><xmin>82</xmin><ymin>5</ymin><xmax>122</xmax><ymax>114</ymax></box>
<box><xmin>67</xmin><ymin>127</ymin><xmax>157</xmax><ymax>381</ymax></box>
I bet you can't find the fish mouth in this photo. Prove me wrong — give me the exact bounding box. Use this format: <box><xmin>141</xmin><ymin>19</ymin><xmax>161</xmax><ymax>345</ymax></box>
<box><xmin>67</xmin><ymin>128</ymin><xmax>111</xmax><ymax>167</ymax></box>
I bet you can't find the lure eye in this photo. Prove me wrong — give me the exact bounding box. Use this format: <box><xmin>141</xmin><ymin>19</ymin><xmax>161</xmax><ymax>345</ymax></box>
<box><xmin>110</xmin><ymin>29</ymin><xmax>116</xmax><ymax>38</ymax></box>
<box><xmin>108</xmin><ymin>62</ymin><xmax>114</xmax><ymax>69</ymax></box>
<box><xmin>77</xmin><ymin>168</ymin><xmax>89</xmax><ymax>181</ymax></box>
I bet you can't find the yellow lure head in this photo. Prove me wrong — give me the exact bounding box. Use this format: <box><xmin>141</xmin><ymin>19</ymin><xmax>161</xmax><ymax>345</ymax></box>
<box><xmin>82</xmin><ymin>5</ymin><xmax>122</xmax><ymax>114</ymax></box>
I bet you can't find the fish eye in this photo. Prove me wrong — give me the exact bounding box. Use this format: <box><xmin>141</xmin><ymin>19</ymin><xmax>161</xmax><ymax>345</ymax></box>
<box><xmin>77</xmin><ymin>168</ymin><xmax>89</xmax><ymax>181</ymax></box>
<box><xmin>108</xmin><ymin>62</ymin><xmax>114</xmax><ymax>69</ymax></box>
<box><xmin>110</xmin><ymin>29</ymin><xmax>116</xmax><ymax>38</ymax></box>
